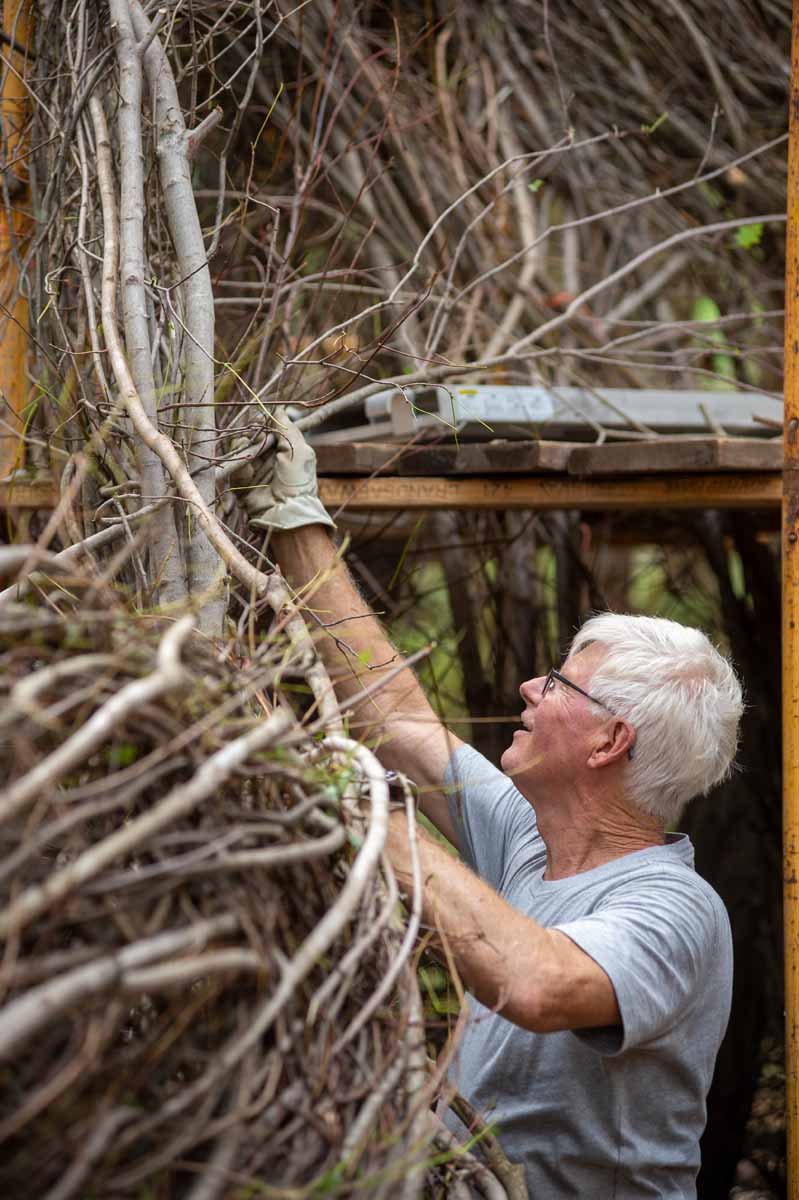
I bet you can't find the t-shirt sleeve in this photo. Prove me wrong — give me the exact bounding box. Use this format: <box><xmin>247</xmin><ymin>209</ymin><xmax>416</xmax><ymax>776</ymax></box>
<box><xmin>445</xmin><ymin>743</ymin><xmax>541</xmax><ymax>892</ymax></box>
<box><xmin>553</xmin><ymin>866</ymin><xmax>731</xmax><ymax>1055</ymax></box>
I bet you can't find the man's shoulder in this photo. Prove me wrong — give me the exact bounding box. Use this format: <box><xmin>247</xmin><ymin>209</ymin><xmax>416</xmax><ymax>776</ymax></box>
<box><xmin>594</xmin><ymin>840</ymin><xmax>731</xmax><ymax>941</ymax></box>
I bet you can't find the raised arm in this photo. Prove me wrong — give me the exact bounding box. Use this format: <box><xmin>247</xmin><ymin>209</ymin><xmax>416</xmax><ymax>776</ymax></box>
<box><xmin>238</xmin><ymin>421</ymin><xmax>463</xmax><ymax>843</ymax></box>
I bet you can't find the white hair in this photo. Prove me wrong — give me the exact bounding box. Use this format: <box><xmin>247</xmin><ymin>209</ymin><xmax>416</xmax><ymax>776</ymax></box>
<box><xmin>569</xmin><ymin>613</ymin><xmax>743</xmax><ymax>827</ymax></box>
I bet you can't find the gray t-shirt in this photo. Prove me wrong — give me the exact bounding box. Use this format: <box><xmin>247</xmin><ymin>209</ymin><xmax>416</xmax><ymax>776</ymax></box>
<box><xmin>443</xmin><ymin>745</ymin><xmax>732</xmax><ymax>1200</ymax></box>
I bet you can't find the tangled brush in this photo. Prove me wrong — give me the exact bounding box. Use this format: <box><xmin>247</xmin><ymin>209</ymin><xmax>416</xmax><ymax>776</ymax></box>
<box><xmin>2</xmin><ymin>0</ymin><xmax>785</xmax><ymax>1192</ymax></box>
<box><xmin>0</xmin><ymin>556</ymin><xmax>529</xmax><ymax>1199</ymax></box>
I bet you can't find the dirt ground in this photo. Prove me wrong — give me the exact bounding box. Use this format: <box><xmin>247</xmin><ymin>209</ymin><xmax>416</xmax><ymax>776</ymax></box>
<box><xmin>729</xmin><ymin>1039</ymin><xmax>785</xmax><ymax>1199</ymax></box>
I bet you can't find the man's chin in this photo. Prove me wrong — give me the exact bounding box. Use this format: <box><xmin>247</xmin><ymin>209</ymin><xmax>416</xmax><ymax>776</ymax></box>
<box><xmin>500</xmin><ymin>738</ymin><xmax>543</xmax><ymax>786</ymax></box>
<box><xmin>501</xmin><ymin>729</ymin><xmax>527</xmax><ymax>770</ymax></box>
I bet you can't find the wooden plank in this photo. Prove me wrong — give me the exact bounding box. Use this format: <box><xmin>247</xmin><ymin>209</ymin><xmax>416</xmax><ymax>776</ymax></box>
<box><xmin>315</xmin><ymin>439</ymin><xmax>576</xmax><ymax>476</ymax></box>
<box><xmin>568</xmin><ymin>438</ymin><xmax>783</xmax><ymax>477</ymax></box>
<box><xmin>4</xmin><ymin>464</ymin><xmax>783</xmax><ymax>513</ymax></box>
<box><xmin>0</xmin><ymin>478</ymin><xmax>57</xmax><ymax>508</ymax></box>
<box><xmin>320</xmin><ymin>473</ymin><xmax>782</xmax><ymax>512</ymax></box>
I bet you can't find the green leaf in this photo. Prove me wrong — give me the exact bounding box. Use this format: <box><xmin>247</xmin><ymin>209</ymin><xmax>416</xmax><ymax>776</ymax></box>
<box><xmin>107</xmin><ymin>743</ymin><xmax>138</xmax><ymax>768</ymax></box>
<box><xmin>419</xmin><ymin>965</ymin><xmax>449</xmax><ymax>992</ymax></box>
<box><xmin>527</xmin><ymin>178</ymin><xmax>544</xmax><ymax>193</ymax></box>
<box><xmin>734</xmin><ymin>222</ymin><xmax>763</xmax><ymax>250</ymax></box>
<box><xmin>641</xmin><ymin>111</ymin><xmax>668</xmax><ymax>135</ymax></box>
<box><xmin>690</xmin><ymin>296</ymin><xmax>736</xmax><ymax>384</ymax></box>
<box><xmin>692</xmin><ymin>296</ymin><xmax>722</xmax><ymax>324</ymax></box>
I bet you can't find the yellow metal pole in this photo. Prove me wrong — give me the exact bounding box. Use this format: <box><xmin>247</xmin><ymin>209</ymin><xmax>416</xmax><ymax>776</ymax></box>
<box><xmin>785</xmin><ymin>0</ymin><xmax>799</xmax><ymax>1189</ymax></box>
<box><xmin>0</xmin><ymin>0</ymin><xmax>32</xmax><ymax>478</ymax></box>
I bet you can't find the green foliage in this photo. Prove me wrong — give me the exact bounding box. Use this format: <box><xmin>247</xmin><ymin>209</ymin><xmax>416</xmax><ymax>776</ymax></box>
<box><xmin>419</xmin><ymin>963</ymin><xmax>460</xmax><ymax>1015</ymax></box>
<box><xmin>640</xmin><ymin>111</ymin><xmax>669</xmax><ymax>135</ymax></box>
<box><xmin>390</xmin><ymin>559</ymin><xmax>469</xmax><ymax>727</ymax></box>
<box><xmin>727</xmin><ymin>547</ymin><xmax>751</xmax><ymax>606</ymax></box>
<box><xmin>692</xmin><ymin>296</ymin><xmax>722</xmax><ymax>324</ymax></box>
<box><xmin>107</xmin><ymin>742</ymin><xmax>139</xmax><ymax>769</ymax></box>
<box><xmin>627</xmin><ymin>546</ymin><xmax>721</xmax><ymax>635</ymax></box>
<box><xmin>690</xmin><ymin>295</ymin><xmax>736</xmax><ymax>386</ymax></box>
<box><xmin>734</xmin><ymin>222</ymin><xmax>764</xmax><ymax>251</ymax></box>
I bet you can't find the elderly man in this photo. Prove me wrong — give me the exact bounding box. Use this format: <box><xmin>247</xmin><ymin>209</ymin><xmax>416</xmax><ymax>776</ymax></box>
<box><xmin>242</xmin><ymin>419</ymin><xmax>744</xmax><ymax>1198</ymax></box>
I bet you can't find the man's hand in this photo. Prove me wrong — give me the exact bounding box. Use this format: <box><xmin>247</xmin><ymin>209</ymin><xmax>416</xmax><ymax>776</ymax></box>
<box><xmin>237</xmin><ymin>412</ymin><xmax>334</xmax><ymax>532</ymax></box>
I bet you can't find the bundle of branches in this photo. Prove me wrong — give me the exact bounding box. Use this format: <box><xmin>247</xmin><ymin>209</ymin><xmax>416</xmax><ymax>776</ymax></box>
<box><xmin>0</xmin><ymin>554</ymin><xmax>527</xmax><ymax>1199</ymax></box>
<box><xmin>13</xmin><ymin>1</ymin><xmax>786</xmax><ymax>617</ymax></box>
<box><xmin>173</xmin><ymin>0</ymin><xmax>787</xmax><ymax>416</ymax></box>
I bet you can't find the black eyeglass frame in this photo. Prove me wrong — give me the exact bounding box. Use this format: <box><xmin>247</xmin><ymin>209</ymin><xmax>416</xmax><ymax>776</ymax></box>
<box><xmin>542</xmin><ymin>668</ymin><xmax>635</xmax><ymax>759</ymax></box>
<box><xmin>542</xmin><ymin>668</ymin><xmax>607</xmax><ymax>708</ymax></box>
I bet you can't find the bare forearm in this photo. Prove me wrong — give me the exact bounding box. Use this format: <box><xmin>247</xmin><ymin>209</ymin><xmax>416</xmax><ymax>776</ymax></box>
<box><xmin>386</xmin><ymin>812</ymin><xmax>620</xmax><ymax>1033</ymax></box>
<box><xmin>270</xmin><ymin>525</ymin><xmax>463</xmax><ymax>840</ymax></box>
<box><xmin>388</xmin><ymin>811</ymin><xmax>549</xmax><ymax>1026</ymax></box>
<box><xmin>271</xmin><ymin>526</ymin><xmax>433</xmax><ymax>743</ymax></box>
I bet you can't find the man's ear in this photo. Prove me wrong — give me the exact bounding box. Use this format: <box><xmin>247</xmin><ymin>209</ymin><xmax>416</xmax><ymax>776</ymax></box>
<box><xmin>587</xmin><ymin>720</ymin><xmax>635</xmax><ymax>769</ymax></box>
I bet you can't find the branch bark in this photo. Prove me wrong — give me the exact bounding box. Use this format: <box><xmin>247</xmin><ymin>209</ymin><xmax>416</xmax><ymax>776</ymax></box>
<box><xmin>108</xmin><ymin>0</ymin><xmax>186</xmax><ymax>606</ymax></box>
<box><xmin>0</xmin><ymin>913</ymin><xmax>238</xmax><ymax>1062</ymax></box>
<box><xmin>0</xmin><ymin>614</ymin><xmax>193</xmax><ymax>827</ymax></box>
<box><xmin>130</xmin><ymin>0</ymin><xmax>223</xmax><ymax>634</ymax></box>
<box><xmin>88</xmin><ymin>94</ymin><xmax>276</xmax><ymax>603</ymax></box>
<box><xmin>0</xmin><ymin>706</ymin><xmax>295</xmax><ymax>938</ymax></box>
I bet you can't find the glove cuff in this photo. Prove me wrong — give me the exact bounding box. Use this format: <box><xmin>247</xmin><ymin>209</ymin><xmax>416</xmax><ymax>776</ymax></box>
<box><xmin>248</xmin><ymin>495</ymin><xmax>335</xmax><ymax>532</ymax></box>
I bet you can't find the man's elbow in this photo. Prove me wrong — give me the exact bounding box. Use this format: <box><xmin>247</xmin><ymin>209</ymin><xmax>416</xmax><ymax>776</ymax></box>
<box><xmin>497</xmin><ymin>967</ymin><xmax>619</xmax><ymax>1035</ymax></box>
<box><xmin>496</xmin><ymin>981</ymin><xmax>558</xmax><ymax>1034</ymax></box>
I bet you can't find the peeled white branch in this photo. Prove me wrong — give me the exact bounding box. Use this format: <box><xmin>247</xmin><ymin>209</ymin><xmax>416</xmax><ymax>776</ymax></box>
<box><xmin>89</xmin><ymin>92</ymin><xmax>339</xmax><ymax>727</ymax></box>
<box><xmin>121</xmin><ymin>949</ymin><xmax>265</xmax><ymax>992</ymax></box>
<box><xmin>332</xmin><ymin>779</ymin><xmax>422</xmax><ymax>1052</ymax></box>
<box><xmin>307</xmin><ymin>857</ymin><xmax>398</xmax><ymax>1022</ymax></box>
<box><xmin>340</xmin><ymin>1049</ymin><xmax>408</xmax><ymax>1165</ymax></box>
<box><xmin>130</xmin><ymin>0</ymin><xmax>222</xmax><ymax>632</ymax></box>
<box><xmin>185</xmin><ymin>107</ymin><xmax>223</xmax><ymax>160</ymax></box>
<box><xmin>134</xmin><ymin>3</ymin><xmax>166</xmax><ymax>58</ymax></box>
<box><xmin>94</xmin><ymin>824</ymin><xmax>348</xmax><ymax>891</ymax></box>
<box><xmin>149</xmin><ymin>736</ymin><xmax>389</xmax><ymax>1129</ymax></box>
<box><xmin>88</xmin><ymin>95</ymin><xmax>278</xmax><ymax>605</ymax></box>
<box><xmin>108</xmin><ymin>0</ymin><xmax>186</xmax><ymax>605</ymax></box>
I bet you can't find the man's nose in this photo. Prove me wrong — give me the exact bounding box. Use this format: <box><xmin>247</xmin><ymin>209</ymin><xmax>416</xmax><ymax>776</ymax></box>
<box><xmin>520</xmin><ymin>676</ymin><xmax>546</xmax><ymax>705</ymax></box>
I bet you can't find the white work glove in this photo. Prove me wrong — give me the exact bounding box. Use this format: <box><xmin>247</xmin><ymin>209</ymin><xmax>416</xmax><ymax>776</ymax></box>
<box><xmin>237</xmin><ymin>413</ymin><xmax>334</xmax><ymax>532</ymax></box>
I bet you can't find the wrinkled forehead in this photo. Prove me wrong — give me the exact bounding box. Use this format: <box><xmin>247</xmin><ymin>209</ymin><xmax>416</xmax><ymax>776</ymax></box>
<box><xmin>563</xmin><ymin>639</ymin><xmax>608</xmax><ymax>681</ymax></box>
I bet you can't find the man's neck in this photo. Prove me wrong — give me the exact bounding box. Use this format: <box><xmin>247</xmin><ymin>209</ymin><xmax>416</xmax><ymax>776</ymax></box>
<box><xmin>533</xmin><ymin>788</ymin><xmax>666</xmax><ymax>881</ymax></box>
